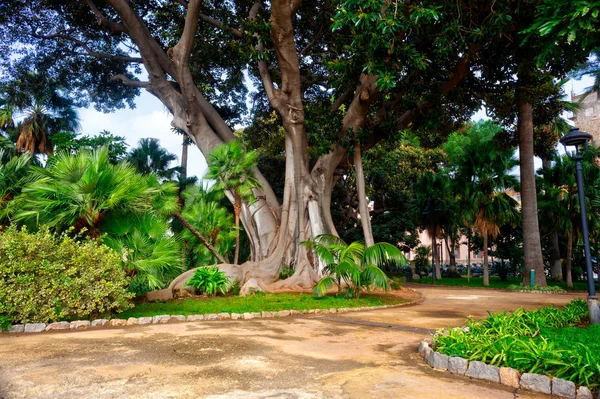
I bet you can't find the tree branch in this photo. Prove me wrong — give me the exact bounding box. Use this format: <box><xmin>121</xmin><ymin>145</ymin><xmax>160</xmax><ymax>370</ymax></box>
<box><xmin>199</xmin><ymin>12</ymin><xmax>243</xmax><ymax>38</ymax></box>
<box><xmin>85</xmin><ymin>0</ymin><xmax>127</xmax><ymax>33</ymax></box>
<box><xmin>110</xmin><ymin>74</ymin><xmax>150</xmax><ymax>88</ymax></box>
<box><xmin>171</xmin><ymin>0</ymin><xmax>202</xmax><ymax>67</ymax></box>
<box><xmin>32</xmin><ymin>32</ymin><xmax>142</xmax><ymax>63</ymax></box>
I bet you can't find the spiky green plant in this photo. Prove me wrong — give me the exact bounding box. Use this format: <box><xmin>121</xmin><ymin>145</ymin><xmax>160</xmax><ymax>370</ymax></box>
<box><xmin>187</xmin><ymin>266</ymin><xmax>231</xmax><ymax>296</ymax></box>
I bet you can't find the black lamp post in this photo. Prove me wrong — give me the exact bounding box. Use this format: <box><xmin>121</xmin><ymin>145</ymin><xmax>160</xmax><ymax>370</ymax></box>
<box><xmin>560</xmin><ymin>127</ymin><xmax>600</xmax><ymax>324</ymax></box>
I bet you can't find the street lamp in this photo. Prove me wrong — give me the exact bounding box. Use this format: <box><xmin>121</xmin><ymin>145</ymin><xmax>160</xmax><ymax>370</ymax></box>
<box><xmin>560</xmin><ymin>127</ymin><xmax>600</xmax><ymax>324</ymax></box>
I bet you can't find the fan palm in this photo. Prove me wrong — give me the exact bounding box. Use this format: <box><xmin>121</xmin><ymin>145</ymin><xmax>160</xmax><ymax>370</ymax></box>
<box><xmin>0</xmin><ymin>150</ymin><xmax>34</xmax><ymax>224</ymax></box>
<box><xmin>11</xmin><ymin>147</ymin><xmax>159</xmax><ymax>238</ymax></box>
<box><xmin>127</xmin><ymin>138</ymin><xmax>179</xmax><ymax>180</ymax></box>
<box><xmin>206</xmin><ymin>141</ymin><xmax>261</xmax><ymax>265</ymax></box>
<box><xmin>303</xmin><ymin>234</ymin><xmax>408</xmax><ymax>298</ymax></box>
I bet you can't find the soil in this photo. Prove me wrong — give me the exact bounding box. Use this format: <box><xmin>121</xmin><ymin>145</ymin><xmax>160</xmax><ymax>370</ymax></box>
<box><xmin>0</xmin><ymin>285</ymin><xmax>584</xmax><ymax>399</ymax></box>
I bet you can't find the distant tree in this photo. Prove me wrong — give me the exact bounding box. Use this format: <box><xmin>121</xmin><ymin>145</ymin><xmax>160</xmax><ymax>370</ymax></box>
<box><xmin>127</xmin><ymin>138</ymin><xmax>179</xmax><ymax>180</ymax></box>
<box><xmin>51</xmin><ymin>130</ymin><xmax>128</xmax><ymax>163</ymax></box>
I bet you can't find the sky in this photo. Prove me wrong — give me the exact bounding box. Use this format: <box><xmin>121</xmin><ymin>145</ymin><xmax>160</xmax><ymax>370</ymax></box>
<box><xmin>78</xmin><ymin>75</ymin><xmax>596</xmax><ymax>180</ymax></box>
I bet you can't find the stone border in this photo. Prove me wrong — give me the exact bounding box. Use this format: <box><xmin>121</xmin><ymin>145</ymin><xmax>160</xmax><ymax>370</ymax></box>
<box><xmin>418</xmin><ymin>340</ymin><xmax>598</xmax><ymax>399</ymax></box>
<box><xmin>1</xmin><ymin>290</ymin><xmax>423</xmax><ymax>335</ymax></box>
<box><xmin>509</xmin><ymin>289</ymin><xmax>568</xmax><ymax>294</ymax></box>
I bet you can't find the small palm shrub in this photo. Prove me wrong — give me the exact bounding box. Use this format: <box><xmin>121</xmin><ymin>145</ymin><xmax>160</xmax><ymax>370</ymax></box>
<box><xmin>0</xmin><ymin>225</ymin><xmax>133</xmax><ymax>323</ymax></box>
<box><xmin>303</xmin><ymin>234</ymin><xmax>408</xmax><ymax>298</ymax></box>
<box><xmin>187</xmin><ymin>266</ymin><xmax>231</xmax><ymax>296</ymax></box>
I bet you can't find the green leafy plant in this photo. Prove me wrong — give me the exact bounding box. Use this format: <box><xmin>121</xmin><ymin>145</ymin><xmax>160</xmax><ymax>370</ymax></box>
<box><xmin>303</xmin><ymin>234</ymin><xmax>408</xmax><ymax>298</ymax></box>
<box><xmin>434</xmin><ymin>299</ymin><xmax>598</xmax><ymax>388</ymax></box>
<box><xmin>187</xmin><ymin>266</ymin><xmax>231</xmax><ymax>296</ymax></box>
<box><xmin>0</xmin><ymin>314</ymin><xmax>12</xmax><ymax>331</ymax></box>
<box><xmin>507</xmin><ymin>285</ymin><xmax>566</xmax><ymax>293</ymax></box>
<box><xmin>279</xmin><ymin>264</ymin><xmax>293</xmax><ymax>280</ymax></box>
<box><xmin>0</xmin><ymin>225</ymin><xmax>133</xmax><ymax>323</ymax></box>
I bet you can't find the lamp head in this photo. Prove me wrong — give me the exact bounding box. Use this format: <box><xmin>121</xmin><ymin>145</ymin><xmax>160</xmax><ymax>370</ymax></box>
<box><xmin>560</xmin><ymin>127</ymin><xmax>592</xmax><ymax>160</ymax></box>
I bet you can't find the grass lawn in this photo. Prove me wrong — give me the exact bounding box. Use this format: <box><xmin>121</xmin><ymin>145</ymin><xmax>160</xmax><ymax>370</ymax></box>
<box><xmin>117</xmin><ymin>292</ymin><xmax>407</xmax><ymax>319</ymax></box>
<box><xmin>410</xmin><ymin>276</ymin><xmax>596</xmax><ymax>291</ymax></box>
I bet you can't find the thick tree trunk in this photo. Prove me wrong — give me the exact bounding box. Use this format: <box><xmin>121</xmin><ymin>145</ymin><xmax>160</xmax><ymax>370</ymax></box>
<box><xmin>354</xmin><ymin>143</ymin><xmax>374</xmax><ymax>247</ymax></box>
<box><xmin>446</xmin><ymin>236</ymin><xmax>459</xmax><ymax>277</ymax></box>
<box><xmin>483</xmin><ymin>233</ymin><xmax>489</xmax><ymax>286</ymax></box>
<box><xmin>431</xmin><ymin>232</ymin><xmax>442</xmax><ymax>280</ymax></box>
<box><xmin>566</xmin><ymin>228</ymin><xmax>573</xmax><ymax>288</ymax></box>
<box><xmin>517</xmin><ymin>95</ymin><xmax>546</xmax><ymax>287</ymax></box>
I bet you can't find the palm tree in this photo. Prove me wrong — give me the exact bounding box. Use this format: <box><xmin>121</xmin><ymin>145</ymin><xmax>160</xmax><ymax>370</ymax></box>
<box><xmin>539</xmin><ymin>149</ymin><xmax>600</xmax><ymax>288</ymax></box>
<box><xmin>0</xmin><ymin>150</ymin><xmax>33</xmax><ymax>224</ymax></box>
<box><xmin>11</xmin><ymin>147</ymin><xmax>157</xmax><ymax>238</ymax></box>
<box><xmin>0</xmin><ymin>82</ymin><xmax>80</xmax><ymax>156</ymax></box>
<box><xmin>302</xmin><ymin>234</ymin><xmax>408</xmax><ymax>298</ymax></box>
<box><xmin>127</xmin><ymin>138</ymin><xmax>179</xmax><ymax>180</ymax></box>
<box><xmin>205</xmin><ymin>141</ymin><xmax>261</xmax><ymax>265</ymax></box>
<box><xmin>445</xmin><ymin>121</ymin><xmax>520</xmax><ymax>286</ymax></box>
<box><xmin>409</xmin><ymin>171</ymin><xmax>452</xmax><ymax>280</ymax></box>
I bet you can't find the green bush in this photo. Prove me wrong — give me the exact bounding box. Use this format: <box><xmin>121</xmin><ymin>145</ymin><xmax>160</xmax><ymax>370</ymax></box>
<box><xmin>434</xmin><ymin>300</ymin><xmax>599</xmax><ymax>388</ymax></box>
<box><xmin>186</xmin><ymin>266</ymin><xmax>231</xmax><ymax>296</ymax></box>
<box><xmin>0</xmin><ymin>314</ymin><xmax>11</xmax><ymax>331</ymax></box>
<box><xmin>507</xmin><ymin>284</ymin><xmax>566</xmax><ymax>293</ymax></box>
<box><xmin>0</xmin><ymin>226</ymin><xmax>133</xmax><ymax>323</ymax></box>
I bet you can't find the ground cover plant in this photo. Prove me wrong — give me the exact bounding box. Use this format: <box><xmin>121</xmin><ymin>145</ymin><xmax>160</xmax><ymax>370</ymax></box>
<box><xmin>412</xmin><ymin>276</ymin><xmax>595</xmax><ymax>292</ymax></box>
<box><xmin>186</xmin><ymin>266</ymin><xmax>232</xmax><ymax>296</ymax></box>
<box><xmin>117</xmin><ymin>293</ymin><xmax>406</xmax><ymax>319</ymax></box>
<box><xmin>0</xmin><ymin>226</ymin><xmax>133</xmax><ymax>324</ymax></box>
<box><xmin>434</xmin><ymin>299</ymin><xmax>600</xmax><ymax>389</ymax></box>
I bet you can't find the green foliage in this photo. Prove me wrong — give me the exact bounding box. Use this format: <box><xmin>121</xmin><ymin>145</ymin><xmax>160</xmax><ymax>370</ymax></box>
<box><xmin>118</xmin><ymin>293</ymin><xmax>406</xmax><ymax>319</ymax></box>
<box><xmin>127</xmin><ymin>138</ymin><xmax>179</xmax><ymax>180</ymax></box>
<box><xmin>435</xmin><ymin>300</ymin><xmax>600</xmax><ymax>388</ymax></box>
<box><xmin>187</xmin><ymin>267</ymin><xmax>231</xmax><ymax>296</ymax></box>
<box><xmin>413</xmin><ymin>245</ymin><xmax>432</xmax><ymax>275</ymax></box>
<box><xmin>0</xmin><ymin>225</ymin><xmax>133</xmax><ymax>323</ymax></box>
<box><xmin>507</xmin><ymin>285</ymin><xmax>566</xmax><ymax>293</ymax></box>
<box><xmin>0</xmin><ymin>314</ymin><xmax>12</xmax><ymax>331</ymax></box>
<box><xmin>0</xmin><ymin>150</ymin><xmax>33</xmax><ymax>224</ymax></box>
<box><xmin>304</xmin><ymin>234</ymin><xmax>407</xmax><ymax>298</ymax></box>
<box><xmin>51</xmin><ymin>130</ymin><xmax>128</xmax><ymax>163</ymax></box>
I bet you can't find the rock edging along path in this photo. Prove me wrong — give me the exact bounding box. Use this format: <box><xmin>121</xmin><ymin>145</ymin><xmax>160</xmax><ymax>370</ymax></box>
<box><xmin>2</xmin><ymin>289</ymin><xmax>423</xmax><ymax>335</ymax></box>
<box><xmin>418</xmin><ymin>340</ymin><xmax>598</xmax><ymax>399</ymax></box>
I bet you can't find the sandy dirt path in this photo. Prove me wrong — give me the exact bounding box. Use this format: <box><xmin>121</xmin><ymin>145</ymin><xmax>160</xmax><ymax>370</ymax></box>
<box><xmin>0</xmin><ymin>285</ymin><xmax>585</xmax><ymax>399</ymax></box>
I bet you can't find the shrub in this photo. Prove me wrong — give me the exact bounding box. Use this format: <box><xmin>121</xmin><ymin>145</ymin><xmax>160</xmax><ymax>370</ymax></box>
<box><xmin>507</xmin><ymin>284</ymin><xmax>566</xmax><ymax>293</ymax></box>
<box><xmin>0</xmin><ymin>314</ymin><xmax>11</xmax><ymax>331</ymax></box>
<box><xmin>186</xmin><ymin>266</ymin><xmax>231</xmax><ymax>296</ymax></box>
<box><xmin>0</xmin><ymin>226</ymin><xmax>133</xmax><ymax>323</ymax></box>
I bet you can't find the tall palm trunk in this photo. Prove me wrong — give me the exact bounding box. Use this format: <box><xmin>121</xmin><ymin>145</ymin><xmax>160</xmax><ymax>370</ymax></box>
<box><xmin>566</xmin><ymin>228</ymin><xmax>573</xmax><ymax>288</ymax></box>
<box><xmin>234</xmin><ymin>195</ymin><xmax>241</xmax><ymax>265</ymax></box>
<box><xmin>483</xmin><ymin>233</ymin><xmax>490</xmax><ymax>286</ymax></box>
<box><xmin>354</xmin><ymin>143</ymin><xmax>374</xmax><ymax>247</ymax></box>
<box><xmin>517</xmin><ymin>87</ymin><xmax>546</xmax><ymax>286</ymax></box>
<box><xmin>181</xmin><ymin>136</ymin><xmax>188</xmax><ymax>181</ymax></box>
<box><xmin>431</xmin><ymin>232</ymin><xmax>441</xmax><ymax>280</ymax></box>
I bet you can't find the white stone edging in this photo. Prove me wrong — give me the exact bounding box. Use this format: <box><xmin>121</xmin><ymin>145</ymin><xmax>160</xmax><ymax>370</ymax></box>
<box><xmin>418</xmin><ymin>340</ymin><xmax>598</xmax><ymax>399</ymax></box>
<box><xmin>1</xmin><ymin>295</ymin><xmax>422</xmax><ymax>335</ymax></box>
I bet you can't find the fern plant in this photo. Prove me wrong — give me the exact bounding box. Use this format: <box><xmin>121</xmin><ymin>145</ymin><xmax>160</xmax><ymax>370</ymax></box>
<box><xmin>186</xmin><ymin>266</ymin><xmax>231</xmax><ymax>296</ymax></box>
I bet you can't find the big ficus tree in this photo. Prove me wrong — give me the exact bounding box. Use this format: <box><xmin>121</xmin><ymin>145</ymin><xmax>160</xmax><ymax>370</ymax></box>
<box><xmin>0</xmin><ymin>0</ymin><xmax>521</xmax><ymax>290</ymax></box>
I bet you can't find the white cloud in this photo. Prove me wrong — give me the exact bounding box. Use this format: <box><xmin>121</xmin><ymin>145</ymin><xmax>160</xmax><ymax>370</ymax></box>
<box><xmin>78</xmin><ymin>91</ymin><xmax>208</xmax><ymax>179</ymax></box>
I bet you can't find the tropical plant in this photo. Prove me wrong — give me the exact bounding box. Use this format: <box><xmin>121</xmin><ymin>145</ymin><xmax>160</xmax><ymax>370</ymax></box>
<box><xmin>127</xmin><ymin>138</ymin><xmax>179</xmax><ymax>180</ymax></box>
<box><xmin>445</xmin><ymin>121</ymin><xmax>520</xmax><ymax>286</ymax></box>
<box><xmin>303</xmin><ymin>234</ymin><xmax>408</xmax><ymax>299</ymax></box>
<box><xmin>0</xmin><ymin>74</ymin><xmax>80</xmax><ymax>156</ymax></box>
<box><xmin>206</xmin><ymin>142</ymin><xmax>261</xmax><ymax>265</ymax></box>
<box><xmin>0</xmin><ymin>150</ymin><xmax>33</xmax><ymax>224</ymax></box>
<box><xmin>0</xmin><ymin>225</ymin><xmax>133</xmax><ymax>323</ymax></box>
<box><xmin>0</xmin><ymin>314</ymin><xmax>11</xmax><ymax>331</ymax></box>
<box><xmin>102</xmin><ymin>213</ymin><xmax>182</xmax><ymax>292</ymax></box>
<box><xmin>186</xmin><ymin>266</ymin><xmax>231</xmax><ymax>296</ymax></box>
<box><xmin>11</xmin><ymin>147</ymin><xmax>159</xmax><ymax>238</ymax></box>
<box><xmin>179</xmin><ymin>184</ymin><xmax>235</xmax><ymax>266</ymax></box>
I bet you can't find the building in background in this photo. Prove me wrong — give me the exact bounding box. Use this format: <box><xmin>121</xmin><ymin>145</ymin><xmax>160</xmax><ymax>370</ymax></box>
<box><xmin>571</xmin><ymin>91</ymin><xmax>600</xmax><ymax>142</ymax></box>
